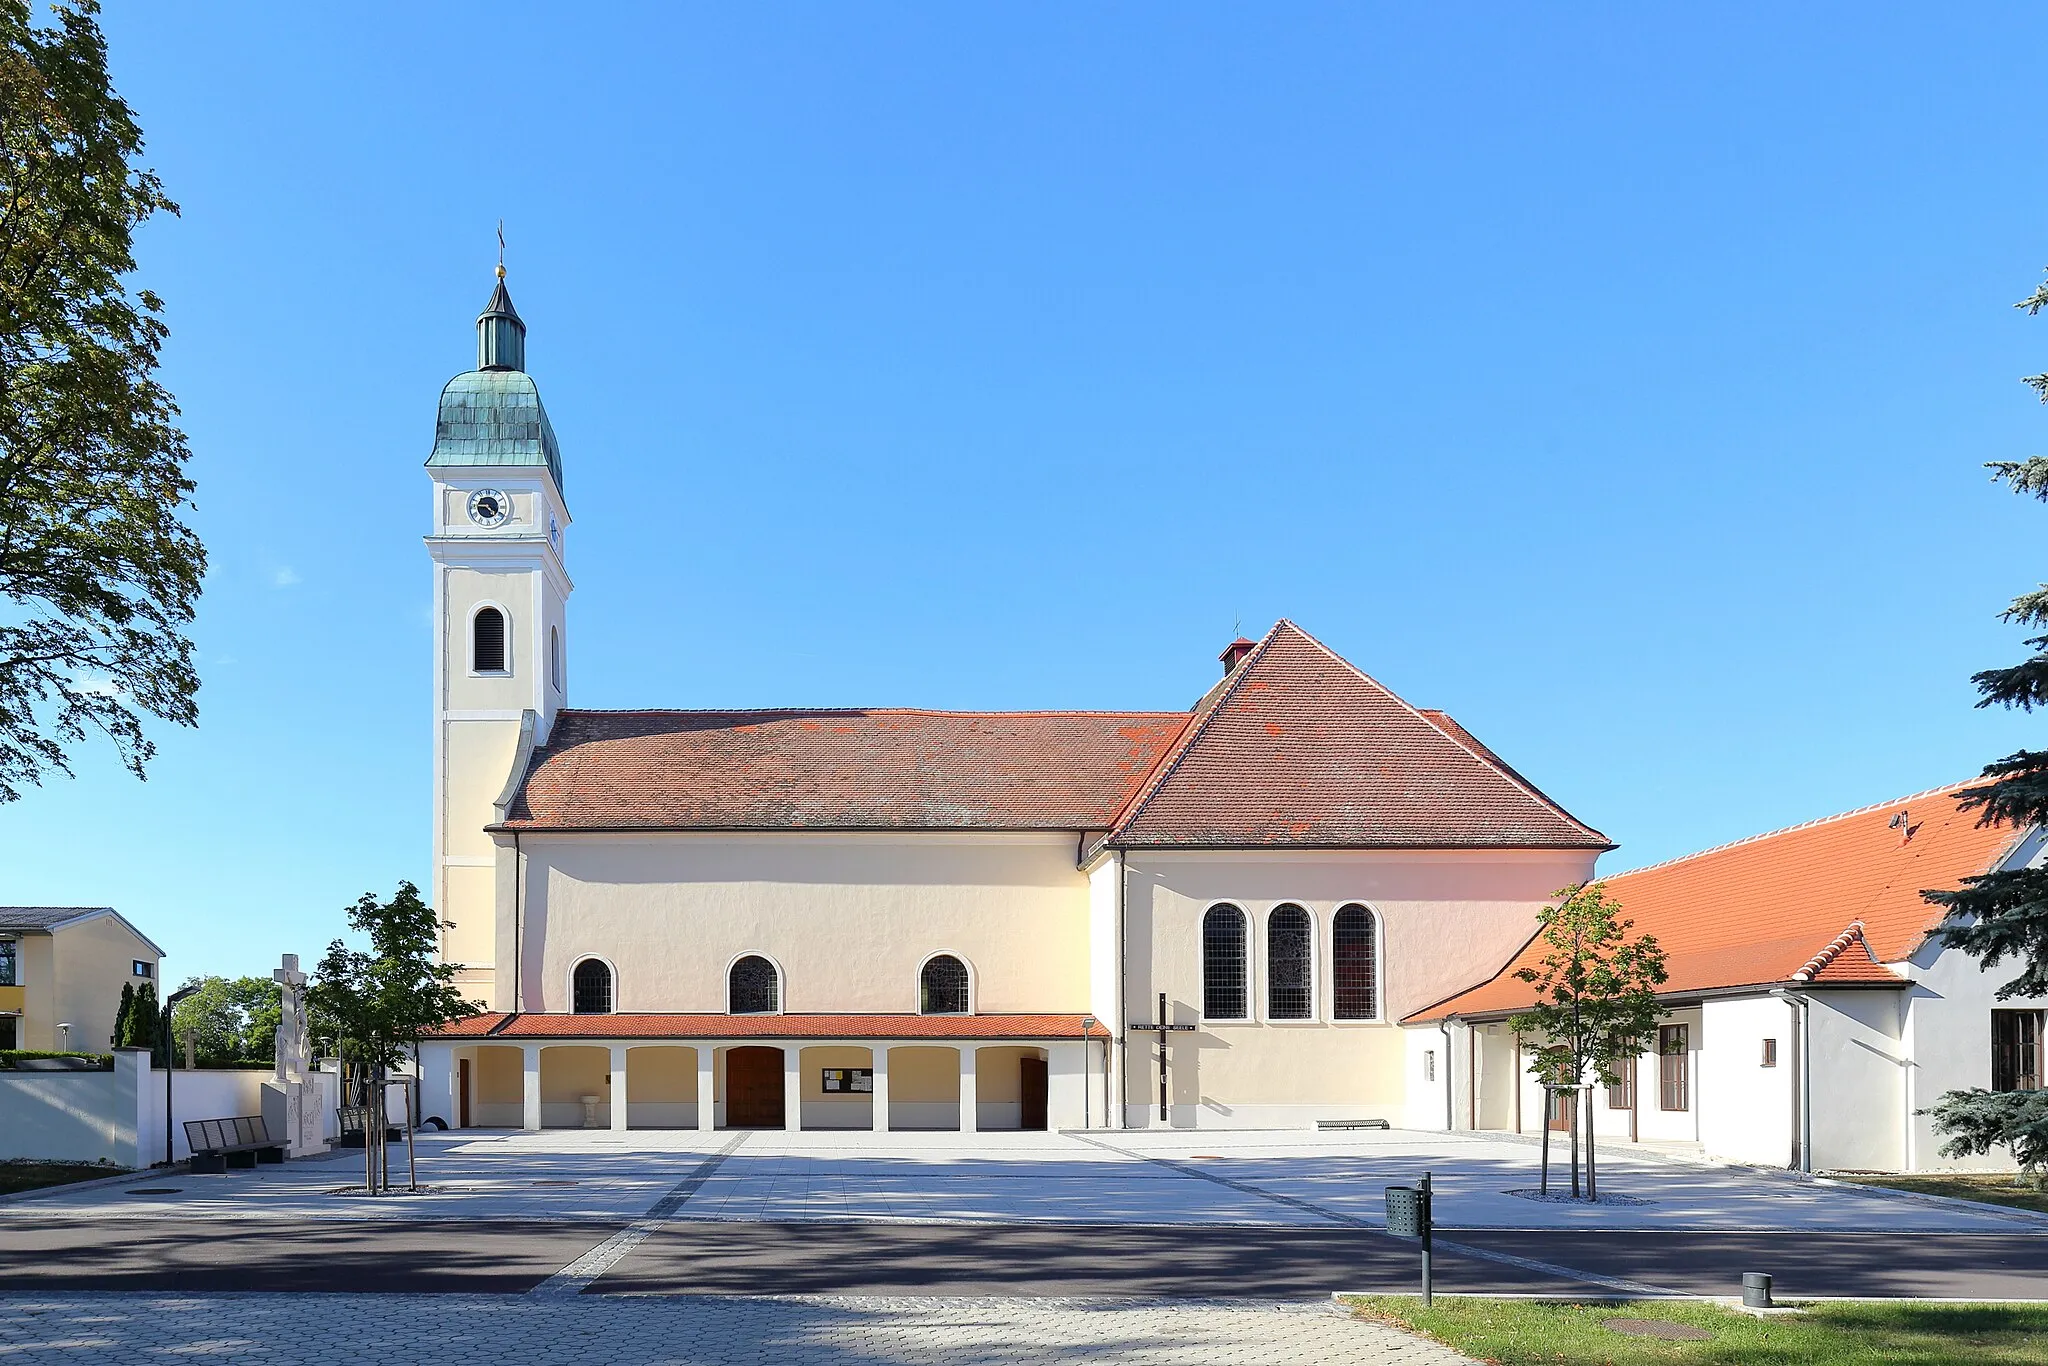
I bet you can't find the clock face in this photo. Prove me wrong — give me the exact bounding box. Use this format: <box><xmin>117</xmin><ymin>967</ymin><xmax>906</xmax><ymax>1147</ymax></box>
<box><xmin>467</xmin><ymin>488</ymin><xmax>510</xmax><ymax>528</ymax></box>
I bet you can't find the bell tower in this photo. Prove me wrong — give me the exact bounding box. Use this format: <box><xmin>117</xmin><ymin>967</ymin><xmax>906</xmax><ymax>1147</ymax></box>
<box><xmin>424</xmin><ymin>265</ymin><xmax>572</xmax><ymax>1003</ymax></box>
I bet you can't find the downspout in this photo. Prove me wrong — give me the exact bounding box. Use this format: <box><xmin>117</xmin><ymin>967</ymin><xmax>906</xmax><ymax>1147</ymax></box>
<box><xmin>1116</xmin><ymin>851</ymin><xmax>1128</xmax><ymax>1131</ymax></box>
<box><xmin>1773</xmin><ymin>989</ymin><xmax>1812</xmax><ymax>1173</ymax></box>
<box><xmin>512</xmin><ymin>831</ymin><xmax>523</xmax><ymax>1013</ymax></box>
<box><xmin>1438</xmin><ymin>1019</ymin><xmax>1454</xmax><ymax>1131</ymax></box>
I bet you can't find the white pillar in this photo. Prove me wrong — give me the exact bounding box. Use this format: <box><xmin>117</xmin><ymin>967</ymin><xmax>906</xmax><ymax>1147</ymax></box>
<box><xmin>522</xmin><ymin>1045</ymin><xmax>542</xmax><ymax>1131</ymax></box>
<box><xmin>784</xmin><ymin>1046</ymin><xmax>803</xmax><ymax>1132</ymax></box>
<box><xmin>960</xmin><ymin>1046</ymin><xmax>978</xmax><ymax>1134</ymax></box>
<box><xmin>609</xmin><ymin>1044</ymin><xmax>628</xmax><ymax>1131</ymax></box>
<box><xmin>872</xmin><ymin>1046</ymin><xmax>891</xmax><ymax>1133</ymax></box>
<box><xmin>698</xmin><ymin>1048</ymin><xmax>716</xmax><ymax>1133</ymax></box>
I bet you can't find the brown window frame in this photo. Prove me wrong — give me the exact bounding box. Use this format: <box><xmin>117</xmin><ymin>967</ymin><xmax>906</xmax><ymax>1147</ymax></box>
<box><xmin>1658</xmin><ymin>1024</ymin><xmax>1690</xmax><ymax>1112</ymax></box>
<box><xmin>1993</xmin><ymin>1010</ymin><xmax>2043</xmax><ymax>1093</ymax></box>
<box><xmin>1606</xmin><ymin>1063</ymin><xmax>1634</xmax><ymax>1110</ymax></box>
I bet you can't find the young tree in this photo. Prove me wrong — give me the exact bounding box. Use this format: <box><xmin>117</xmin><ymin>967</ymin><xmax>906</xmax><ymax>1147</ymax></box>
<box><xmin>1508</xmin><ymin>883</ymin><xmax>1668</xmax><ymax>1199</ymax></box>
<box><xmin>0</xmin><ymin>0</ymin><xmax>203</xmax><ymax>805</ymax></box>
<box><xmin>307</xmin><ymin>881</ymin><xmax>478</xmax><ymax>1191</ymax></box>
<box><xmin>1921</xmin><ymin>268</ymin><xmax>2048</xmax><ymax>1178</ymax></box>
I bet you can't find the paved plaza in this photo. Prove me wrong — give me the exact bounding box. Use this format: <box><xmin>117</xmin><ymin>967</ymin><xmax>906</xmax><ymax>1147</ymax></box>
<box><xmin>7</xmin><ymin>1125</ymin><xmax>2039</xmax><ymax>1234</ymax></box>
<box><xmin>4</xmin><ymin>1125</ymin><xmax>2046</xmax><ymax>1360</ymax></box>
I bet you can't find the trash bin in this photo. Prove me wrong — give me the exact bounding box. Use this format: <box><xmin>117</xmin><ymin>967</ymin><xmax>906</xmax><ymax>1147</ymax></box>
<box><xmin>1385</xmin><ymin>1185</ymin><xmax>1427</xmax><ymax>1239</ymax></box>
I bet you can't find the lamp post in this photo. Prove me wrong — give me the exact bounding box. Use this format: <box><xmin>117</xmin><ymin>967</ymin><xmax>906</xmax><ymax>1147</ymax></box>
<box><xmin>161</xmin><ymin>984</ymin><xmax>198</xmax><ymax>1167</ymax></box>
<box><xmin>57</xmin><ymin>1023</ymin><xmax>72</xmax><ymax>1050</ymax></box>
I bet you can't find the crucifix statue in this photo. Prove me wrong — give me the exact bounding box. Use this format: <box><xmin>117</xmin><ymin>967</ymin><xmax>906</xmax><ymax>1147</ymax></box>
<box><xmin>1127</xmin><ymin>991</ymin><xmax>1195</xmax><ymax>1122</ymax></box>
<box><xmin>273</xmin><ymin>953</ymin><xmax>311</xmax><ymax>1084</ymax></box>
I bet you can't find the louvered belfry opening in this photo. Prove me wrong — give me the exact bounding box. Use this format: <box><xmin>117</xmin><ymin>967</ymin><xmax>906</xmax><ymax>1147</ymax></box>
<box><xmin>1267</xmin><ymin>904</ymin><xmax>1312</xmax><ymax>1019</ymax></box>
<box><xmin>1203</xmin><ymin>904</ymin><xmax>1248</xmax><ymax>1019</ymax></box>
<box><xmin>1332</xmin><ymin>904</ymin><xmax>1378</xmax><ymax>1020</ymax></box>
<box><xmin>473</xmin><ymin>607</ymin><xmax>506</xmax><ymax>673</ymax></box>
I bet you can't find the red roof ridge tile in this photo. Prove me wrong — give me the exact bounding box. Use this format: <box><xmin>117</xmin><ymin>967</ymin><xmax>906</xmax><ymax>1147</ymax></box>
<box><xmin>1602</xmin><ymin>780</ymin><xmax>1984</xmax><ymax>882</ymax></box>
<box><xmin>1792</xmin><ymin>921</ymin><xmax>1868</xmax><ymax>983</ymax></box>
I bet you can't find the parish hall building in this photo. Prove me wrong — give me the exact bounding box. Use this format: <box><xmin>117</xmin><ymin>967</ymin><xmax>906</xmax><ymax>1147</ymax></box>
<box><xmin>414</xmin><ymin>270</ymin><xmax>1612</xmax><ymax>1134</ymax></box>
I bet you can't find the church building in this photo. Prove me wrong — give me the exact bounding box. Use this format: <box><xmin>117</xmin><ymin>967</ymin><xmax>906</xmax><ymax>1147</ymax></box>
<box><xmin>417</xmin><ymin>271</ymin><xmax>1613</xmax><ymax>1133</ymax></box>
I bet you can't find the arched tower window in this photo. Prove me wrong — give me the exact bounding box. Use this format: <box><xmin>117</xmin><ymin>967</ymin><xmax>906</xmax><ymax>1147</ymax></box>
<box><xmin>572</xmin><ymin>958</ymin><xmax>613</xmax><ymax>1014</ymax></box>
<box><xmin>729</xmin><ymin>955</ymin><xmax>780</xmax><ymax>1014</ymax></box>
<box><xmin>919</xmin><ymin>955</ymin><xmax>970</xmax><ymax>1014</ymax></box>
<box><xmin>1267</xmin><ymin>904</ymin><xmax>1312</xmax><ymax>1020</ymax></box>
<box><xmin>472</xmin><ymin>606</ymin><xmax>507</xmax><ymax>674</ymax></box>
<box><xmin>549</xmin><ymin>626</ymin><xmax>561</xmax><ymax>691</ymax></box>
<box><xmin>1333</xmin><ymin>904</ymin><xmax>1379</xmax><ymax>1020</ymax></box>
<box><xmin>1202</xmin><ymin>904</ymin><xmax>1248</xmax><ymax>1019</ymax></box>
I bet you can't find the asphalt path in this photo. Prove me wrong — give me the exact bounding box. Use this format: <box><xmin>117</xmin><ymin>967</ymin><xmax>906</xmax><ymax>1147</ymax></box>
<box><xmin>600</xmin><ymin>1222</ymin><xmax>1581</xmax><ymax>1297</ymax></box>
<box><xmin>0</xmin><ymin>1219</ymin><xmax>624</xmax><ymax>1294</ymax></box>
<box><xmin>1</xmin><ymin>1217</ymin><xmax>2043</xmax><ymax>1299</ymax></box>
<box><xmin>1453</xmin><ymin>1229</ymin><xmax>2048</xmax><ymax>1302</ymax></box>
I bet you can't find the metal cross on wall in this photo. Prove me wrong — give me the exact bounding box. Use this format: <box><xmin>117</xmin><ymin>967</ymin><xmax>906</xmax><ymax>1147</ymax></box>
<box><xmin>1127</xmin><ymin>991</ymin><xmax>1195</xmax><ymax>1121</ymax></box>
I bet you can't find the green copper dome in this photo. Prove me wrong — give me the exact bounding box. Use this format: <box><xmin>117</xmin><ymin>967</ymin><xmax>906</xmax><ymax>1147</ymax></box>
<box><xmin>425</xmin><ymin>276</ymin><xmax>564</xmax><ymax>493</ymax></box>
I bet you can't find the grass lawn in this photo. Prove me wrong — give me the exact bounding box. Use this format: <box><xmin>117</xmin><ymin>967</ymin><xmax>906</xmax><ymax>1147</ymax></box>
<box><xmin>1832</xmin><ymin>1172</ymin><xmax>2048</xmax><ymax>1217</ymax></box>
<box><xmin>1344</xmin><ymin>1296</ymin><xmax>2048</xmax><ymax>1364</ymax></box>
<box><xmin>0</xmin><ymin>1161</ymin><xmax>121</xmax><ymax>1196</ymax></box>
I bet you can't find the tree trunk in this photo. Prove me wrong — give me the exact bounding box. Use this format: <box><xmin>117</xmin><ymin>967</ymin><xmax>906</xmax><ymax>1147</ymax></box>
<box><xmin>1538</xmin><ymin>1089</ymin><xmax>1551</xmax><ymax>1195</ymax></box>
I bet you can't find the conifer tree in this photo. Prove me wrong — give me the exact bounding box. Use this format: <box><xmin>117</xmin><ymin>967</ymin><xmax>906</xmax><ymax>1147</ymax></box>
<box><xmin>110</xmin><ymin>979</ymin><xmax>133</xmax><ymax>1049</ymax></box>
<box><xmin>1922</xmin><ymin>268</ymin><xmax>2048</xmax><ymax>1181</ymax></box>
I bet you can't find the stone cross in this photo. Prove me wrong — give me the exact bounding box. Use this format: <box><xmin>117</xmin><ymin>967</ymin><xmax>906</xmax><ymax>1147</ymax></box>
<box><xmin>272</xmin><ymin>953</ymin><xmax>311</xmax><ymax>1084</ymax></box>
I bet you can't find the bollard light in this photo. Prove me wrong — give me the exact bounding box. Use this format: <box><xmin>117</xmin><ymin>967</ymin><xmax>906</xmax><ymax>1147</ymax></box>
<box><xmin>1742</xmin><ymin>1272</ymin><xmax>1773</xmax><ymax>1309</ymax></box>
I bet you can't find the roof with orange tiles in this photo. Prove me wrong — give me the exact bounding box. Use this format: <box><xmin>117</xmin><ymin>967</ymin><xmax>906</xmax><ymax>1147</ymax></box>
<box><xmin>502</xmin><ymin>709</ymin><xmax>1190</xmax><ymax>832</ymax></box>
<box><xmin>428</xmin><ymin>1012</ymin><xmax>1109</xmax><ymax>1041</ymax></box>
<box><xmin>1101</xmin><ymin>622</ymin><xmax>1610</xmax><ymax>850</ymax></box>
<box><xmin>497</xmin><ymin>620</ymin><xmax>1605</xmax><ymax>850</ymax></box>
<box><xmin>1408</xmin><ymin>783</ymin><xmax>2027</xmax><ymax>1022</ymax></box>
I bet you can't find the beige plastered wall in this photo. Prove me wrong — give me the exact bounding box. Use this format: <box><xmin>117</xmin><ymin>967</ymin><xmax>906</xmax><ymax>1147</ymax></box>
<box><xmin>21</xmin><ymin>917</ymin><xmax>159</xmax><ymax>1053</ymax></box>
<box><xmin>1121</xmin><ymin>848</ymin><xmax>1596</xmax><ymax>1127</ymax></box>
<box><xmin>497</xmin><ymin>832</ymin><xmax>1093</xmax><ymax>1016</ymax></box>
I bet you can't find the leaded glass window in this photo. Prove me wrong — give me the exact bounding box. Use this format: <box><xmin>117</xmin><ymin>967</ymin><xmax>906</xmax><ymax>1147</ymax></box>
<box><xmin>1266</xmin><ymin>905</ymin><xmax>1312</xmax><ymax>1019</ymax></box>
<box><xmin>919</xmin><ymin>955</ymin><xmax>969</xmax><ymax>1014</ymax></box>
<box><xmin>1202</xmin><ymin>905</ymin><xmax>1248</xmax><ymax>1019</ymax></box>
<box><xmin>572</xmin><ymin>958</ymin><xmax>613</xmax><ymax>1014</ymax></box>
<box><xmin>729</xmin><ymin>955</ymin><xmax>780</xmax><ymax>1014</ymax></box>
<box><xmin>1332</xmin><ymin>904</ymin><xmax>1378</xmax><ymax>1020</ymax></box>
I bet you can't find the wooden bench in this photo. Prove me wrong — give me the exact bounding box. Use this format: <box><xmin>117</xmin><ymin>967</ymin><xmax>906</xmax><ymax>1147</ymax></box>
<box><xmin>1316</xmin><ymin>1118</ymin><xmax>1392</xmax><ymax>1131</ymax></box>
<box><xmin>184</xmin><ymin>1116</ymin><xmax>285</xmax><ymax>1173</ymax></box>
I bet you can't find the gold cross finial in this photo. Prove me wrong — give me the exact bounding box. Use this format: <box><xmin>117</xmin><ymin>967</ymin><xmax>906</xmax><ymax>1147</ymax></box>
<box><xmin>496</xmin><ymin>219</ymin><xmax>506</xmax><ymax>279</ymax></box>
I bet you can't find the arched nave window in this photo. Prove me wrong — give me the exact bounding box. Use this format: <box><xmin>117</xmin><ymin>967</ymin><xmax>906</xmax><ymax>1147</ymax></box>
<box><xmin>729</xmin><ymin>955</ymin><xmax>780</xmax><ymax>1014</ymax></box>
<box><xmin>549</xmin><ymin>626</ymin><xmax>562</xmax><ymax>691</ymax></box>
<box><xmin>1202</xmin><ymin>904</ymin><xmax>1248</xmax><ymax>1020</ymax></box>
<box><xmin>572</xmin><ymin>958</ymin><xmax>613</xmax><ymax>1014</ymax></box>
<box><xmin>472</xmin><ymin>606</ymin><xmax>508</xmax><ymax>674</ymax></box>
<box><xmin>1332</xmin><ymin>904</ymin><xmax>1379</xmax><ymax>1021</ymax></box>
<box><xmin>1267</xmin><ymin>904</ymin><xmax>1312</xmax><ymax>1020</ymax></box>
<box><xmin>919</xmin><ymin>955</ymin><xmax>970</xmax><ymax>1015</ymax></box>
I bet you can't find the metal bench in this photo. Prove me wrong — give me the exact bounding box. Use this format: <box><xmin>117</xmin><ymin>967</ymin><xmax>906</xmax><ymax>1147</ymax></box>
<box><xmin>1316</xmin><ymin>1118</ymin><xmax>1392</xmax><ymax>1131</ymax></box>
<box><xmin>184</xmin><ymin>1116</ymin><xmax>285</xmax><ymax>1173</ymax></box>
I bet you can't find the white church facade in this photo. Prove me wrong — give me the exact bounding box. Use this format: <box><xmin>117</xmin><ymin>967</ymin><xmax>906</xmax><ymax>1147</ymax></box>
<box><xmin>413</xmin><ymin>271</ymin><xmax>1613</xmax><ymax>1133</ymax></box>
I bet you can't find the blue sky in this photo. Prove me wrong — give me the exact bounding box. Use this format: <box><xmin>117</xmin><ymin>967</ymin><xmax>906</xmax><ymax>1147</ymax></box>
<box><xmin>4</xmin><ymin>4</ymin><xmax>2047</xmax><ymax>982</ymax></box>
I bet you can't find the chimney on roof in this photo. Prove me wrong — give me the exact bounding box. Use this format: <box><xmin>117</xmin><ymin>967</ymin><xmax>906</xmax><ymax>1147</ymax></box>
<box><xmin>1219</xmin><ymin>637</ymin><xmax>1256</xmax><ymax>675</ymax></box>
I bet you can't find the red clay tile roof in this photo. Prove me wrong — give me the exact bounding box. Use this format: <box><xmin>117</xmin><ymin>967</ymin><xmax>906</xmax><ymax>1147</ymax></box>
<box><xmin>429</xmin><ymin>1012</ymin><xmax>1108</xmax><ymax>1041</ymax></box>
<box><xmin>503</xmin><ymin>709</ymin><xmax>1189</xmax><ymax>832</ymax></box>
<box><xmin>1408</xmin><ymin>782</ymin><xmax>2022</xmax><ymax>1022</ymax></box>
<box><xmin>1104</xmin><ymin>621</ymin><xmax>1610</xmax><ymax>850</ymax></box>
